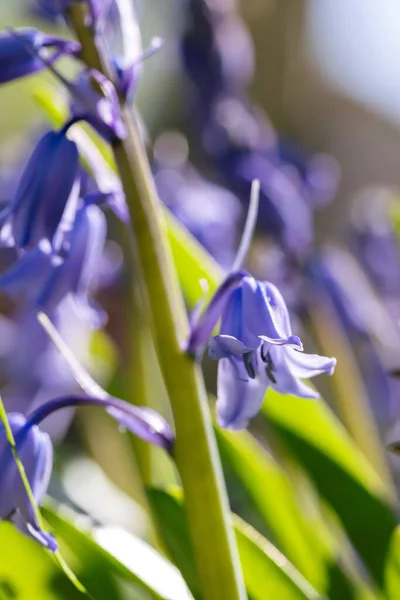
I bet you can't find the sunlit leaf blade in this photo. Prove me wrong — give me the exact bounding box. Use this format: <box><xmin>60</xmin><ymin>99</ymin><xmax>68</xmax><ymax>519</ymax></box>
<box><xmin>147</xmin><ymin>486</ymin><xmax>321</xmax><ymax>600</ymax></box>
<box><xmin>384</xmin><ymin>526</ymin><xmax>400</xmax><ymax>599</ymax></box>
<box><xmin>215</xmin><ymin>424</ymin><xmax>360</xmax><ymax>596</ymax></box>
<box><xmin>43</xmin><ymin>505</ymin><xmax>193</xmax><ymax>600</ymax></box>
<box><xmin>262</xmin><ymin>391</ymin><xmax>397</xmax><ymax>589</ymax></box>
<box><xmin>234</xmin><ymin>516</ymin><xmax>321</xmax><ymax>600</ymax></box>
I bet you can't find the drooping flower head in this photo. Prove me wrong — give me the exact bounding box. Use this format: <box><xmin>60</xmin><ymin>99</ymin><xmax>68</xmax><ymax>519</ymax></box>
<box><xmin>1</xmin><ymin>127</ymin><xmax>81</xmax><ymax>253</ymax></box>
<box><xmin>0</xmin><ymin>393</ymin><xmax>174</xmax><ymax>549</ymax></box>
<box><xmin>189</xmin><ymin>272</ymin><xmax>336</xmax><ymax>429</ymax></box>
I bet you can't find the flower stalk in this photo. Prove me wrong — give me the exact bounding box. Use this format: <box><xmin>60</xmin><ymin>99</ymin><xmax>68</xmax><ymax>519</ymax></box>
<box><xmin>67</xmin><ymin>4</ymin><xmax>246</xmax><ymax>599</ymax></box>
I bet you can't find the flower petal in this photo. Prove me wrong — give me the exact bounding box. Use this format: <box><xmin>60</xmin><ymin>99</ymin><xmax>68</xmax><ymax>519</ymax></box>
<box><xmin>209</xmin><ymin>334</ymin><xmax>256</xmax><ymax>360</ymax></box>
<box><xmin>187</xmin><ymin>270</ymin><xmax>246</xmax><ymax>355</ymax></box>
<box><xmin>283</xmin><ymin>347</ymin><xmax>336</xmax><ymax>379</ymax></box>
<box><xmin>0</xmin><ymin>246</ymin><xmax>53</xmax><ymax>300</ymax></box>
<box><xmin>11</xmin><ymin>130</ymin><xmax>80</xmax><ymax>251</ymax></box>
<box><xmin>268</xmin><ymin>346</ymin><xmax>320</xmax><ymax>399</ymax></box>
<box><xmin>241</xmin><ymin>278</ymin><xmax>295</xmax><ymax>343</ymax></box>
<box><xmin>216</xmin><ymin>356</ymin><xmax>268</xmax><ymax>430</ymax></box>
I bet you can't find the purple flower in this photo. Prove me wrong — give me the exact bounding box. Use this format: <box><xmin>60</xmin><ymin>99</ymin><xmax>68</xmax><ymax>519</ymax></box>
<box><xmin>8</xmin><ymin>30</ymin><xmax>126</xmax><ymax>142</ymax></box>
<box><xmin>0</xmin><ymin>413</ymin><xmax>55</xmax><ymax>550</ymax></box>
<box><xmin>180</xmin><ymin>0</ymin><xmax>339</xmax><ymax>257</ymax></box>
<box><xmin>1</xmin><ymin>129</ymin><xmax>80</xmax><ymax>253</ymax></box>
<box><xmin>69</xmin><ymin>69</ymin><xmax>126</xmax><ymax>141</ymax></box>
<box><xmin>190</xmin><ymin>272</ymin><xmax>335</xmax><ymax>429</ymax></box>
<box><xmin>0</xmin><ymin>205</ymin><xmax>107</xmax><ymax>327</ymax></box>
<box><xmin>0</xmin><ymin>28</ymin><xmax>79</xmax><ymax>84</ymax></box>
<box><xmin>0</xmin><ymin>393</ymin><xmax>173</xmax><ymax>549</ymax></box>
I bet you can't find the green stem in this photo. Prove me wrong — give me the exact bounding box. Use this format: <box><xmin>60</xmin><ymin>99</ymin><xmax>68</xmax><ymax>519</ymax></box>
<box><xmin>68</xmin><ymin>6</ymin><xmax>246</xmax><ymax>600</ymax></box>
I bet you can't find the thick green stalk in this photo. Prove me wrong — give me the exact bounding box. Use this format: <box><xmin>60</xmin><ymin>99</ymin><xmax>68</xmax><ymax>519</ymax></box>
<box><xmin>68</xmin><ymin>6</ymin><xmax>246</xmax><ymax>599</ymax></box>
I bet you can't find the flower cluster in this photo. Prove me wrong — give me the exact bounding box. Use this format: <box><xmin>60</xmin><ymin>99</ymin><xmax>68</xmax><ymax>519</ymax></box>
<box><xmin>0</xmin><ymin>2</ymin><xmax>175</xmax><ymax>551</ymax></box>
<box><xmin>181</xmin><ymin>0</ymin><xmax>339</xmax><ymax>258</ymax></box>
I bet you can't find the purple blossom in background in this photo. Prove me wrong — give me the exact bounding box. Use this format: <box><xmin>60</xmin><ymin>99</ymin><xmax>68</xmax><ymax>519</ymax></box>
<box><xmin>306</xmin><ymin>246</ymin><xmax>400</xmax><ymax>431</ymax></box>
<box><xmin>190</xmin><ymin>272</ymin><xmax>335</xmax><ymax>429</ymax></box>
<box><xmin>0</xmin><ymin>28</ymin><xmax>79</xmax><ymax>84</ymax></box>
<box><xmin>181</xmin><ymin>0</ymin><xmax>339</xmax><ymax>257</ymax></box>
<box><xmin>0</xmin><ymin>393</ymin><xmax>174</xmax><ymax>549</ymax></box>
<box><xmin>350</xmin><ymin>187</ymin><xmax>400</xmax><ymax>298</ymax></box>
<box><xmin>154</xmin><ymin>143</ymin><xmax>241</xmax><ymax>267</ymax></box>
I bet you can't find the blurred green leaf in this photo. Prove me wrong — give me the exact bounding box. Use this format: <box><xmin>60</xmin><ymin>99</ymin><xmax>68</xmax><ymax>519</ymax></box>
<box><xmin>43</xmin><ymin>505</ymin><xmax>193</xmax><ymax>600</ymax></box>
<box><xmin>0</xmin><ymin>521</ymin><xmax>84</xmax><ymax>600</ymax></box>
<box><xmin>262</xmin><ymin>391</ymin><xmax>397</xmax><ymax>589</ymax></box>
<box><xmin>147</xmin><ymin>486</ymin><xmax>321</xmax><ymax>600</ymax></box>
<box><xmin>215</xmin><ymin>424</ymin><xmax>360</xmax><ymax>597</ymax></box>
<box><xmin>384</xmin><ymin>526</ymin><xmax>400</xmax><ymax>599</ymax></box>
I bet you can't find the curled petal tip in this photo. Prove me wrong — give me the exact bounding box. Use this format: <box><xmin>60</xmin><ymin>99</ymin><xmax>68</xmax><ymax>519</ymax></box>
<box><xmin>289</xmin><ymin>335</ymin><xmax>303</xmax><ymax>350</ymax></box>
<box><xmin>327</xmin><ymin>357</ymin><xmax>337</xmax><ymax>376</ymax></box>
<box><xmin>26</xmin><ymin>522</ymin><xmax>58</xmax><ymax>552</ymax></box>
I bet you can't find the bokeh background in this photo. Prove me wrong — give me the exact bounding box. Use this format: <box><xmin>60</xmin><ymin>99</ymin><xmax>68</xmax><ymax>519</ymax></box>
<box><xmin>1</xmin><ymin>1</ymin><xmax>400</xmax><ymax>598</ymax></box>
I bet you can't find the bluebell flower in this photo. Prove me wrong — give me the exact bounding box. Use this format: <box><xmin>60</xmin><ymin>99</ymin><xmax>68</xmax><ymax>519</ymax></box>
<box><xmin>0</xmin><ymin>413</ymin><xmax>55</xmax><ymax>550</ymax></box>
<box><xmin>181</xmin><ymin>0</ymin><xmax>255</xmax><ymax>110</ymax></box>
<box><xmin>181</xmin><ymin>0</ymin><xmax>339</xmax><ymax>257</ymax></box>
<box><xmin>190</xmin><ymin>272</ymin><xmax>335</xmax><ymax>429</ymax></box>
<box><xmin>69</xmin><ymin>69</ymin><xmax>126</xmax><ymax>141</ymax></box>
<box><xmin>0</xmin><ymin>205</ymin><xmax>107</xmax><ymax>327</ymax></box>
<box><xmin>0</xmin><ymin>393</ymin><xmax>173</xmax><ymax>549</ymax></box>
<box><xmin>8</xmin><ymin>29</ymin><xmax>126</xmax><ymax>142</ymax></box>
<box><xmin>1</xmin><ymin>128</ymin><xmax>80</xmax><ymax>253</ymax></box>
<box><xmin>0</xmin><ymin>28</ymin><xmax>79</xmax><ymax>84</ymax></box>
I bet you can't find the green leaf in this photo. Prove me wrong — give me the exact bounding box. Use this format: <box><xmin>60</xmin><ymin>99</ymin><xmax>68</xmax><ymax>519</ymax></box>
<box><xmin>215</xmin><ymin>424</ymin><xmax>359</xmax><ymax>597</ymax></box>
<box><xmin>262</xmin><ymin>391</ymin><xmax>397</xmax><ymax>589</ymax></box>
<box><xmin>384</xmin><ymin>526</ymin><xmax>400</xmax><ymax>599</ymax></box>
<box><xmin>43</xmin><ymin>505</ymin><xmax>193</xmax><ymax>600</ymax></box>
<box><xmin>147</xmin><ymin>487</ymin><xmax>321</xmax><ymax>600</ymax></box>
<box><xmin>0</xmin><ymin>521</ymin><xmax>85</xmax><ymax>600</ymax></box>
